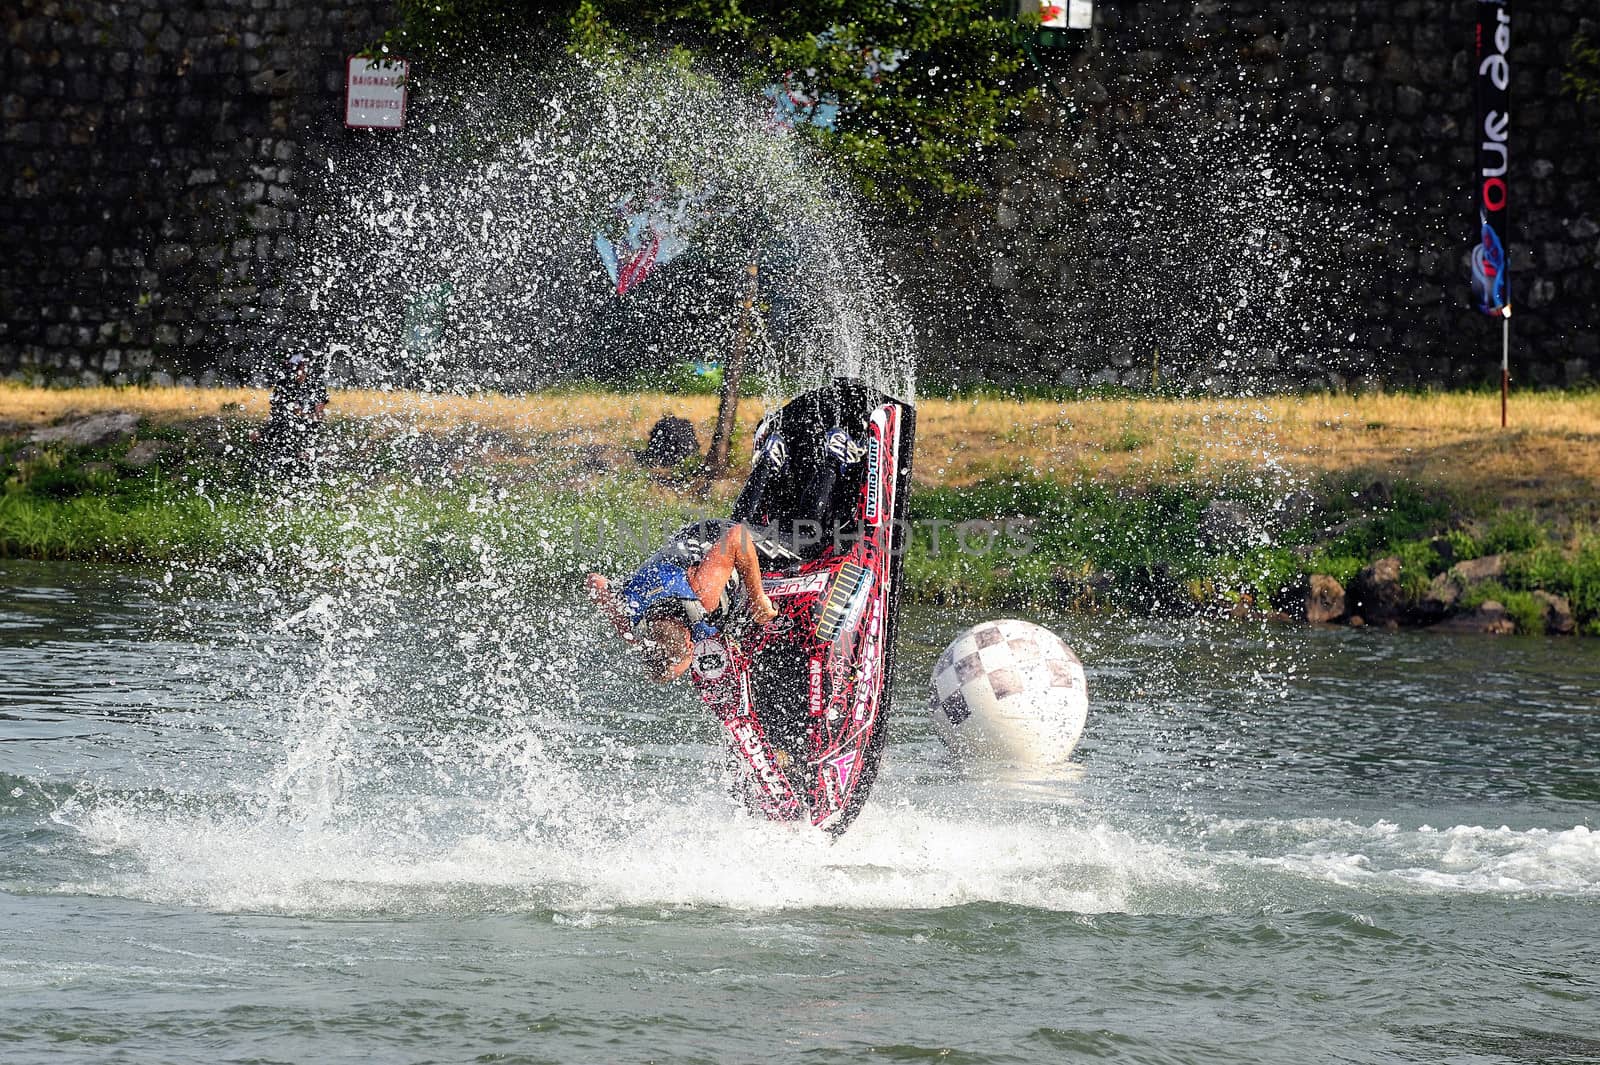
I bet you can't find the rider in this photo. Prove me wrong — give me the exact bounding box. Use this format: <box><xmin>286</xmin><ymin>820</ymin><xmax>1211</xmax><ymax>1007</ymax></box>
<box><xmin>586</xmin><ymin>519</ymin><xmax>781</xmax><ymax>682</ymax></box>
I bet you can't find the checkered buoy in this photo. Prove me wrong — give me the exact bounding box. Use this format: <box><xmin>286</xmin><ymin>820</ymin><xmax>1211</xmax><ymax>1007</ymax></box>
<box><xmin>929</xmin><ymin>619</ymin><xmax>1089</xmax><ymax>766</ymax></box>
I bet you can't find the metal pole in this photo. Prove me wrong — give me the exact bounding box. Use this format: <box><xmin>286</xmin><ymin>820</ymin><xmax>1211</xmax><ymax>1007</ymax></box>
<box><xmin>1500</xmin><ymin>311</ymin><xmax>1509</xmax><ymax>429</ymax></box>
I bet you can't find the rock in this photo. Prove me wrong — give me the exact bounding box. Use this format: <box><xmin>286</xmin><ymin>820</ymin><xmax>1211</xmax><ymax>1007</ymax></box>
<box><xmin>28</xmin><ymin>411</ymin><xmax>140</xmax><ymax>448</ymax></box>
<box><xmin>1305</xmin><ymin>574</ymin><xmax>1346</xmax><ymax>623</ymax></box>
<box><xmin>1355</xmin><ymin>479</ymin><xmax>1393</xmax><ymax>508</ymax></box>
<box><xmin>1270</xmin><ymin>489</ymin><xmax>1319</xmax><ymax>531</ymax></box>
<box><xmin>577</xmin><ymin>444</ymin><xmax>613</xmax><ymax>473</ymax></box>
<box><xmin>1532</xmin><ymin>590</ymin><xmax>1576</xmax><ymax>635</ymax></box>
<box><xmin>637</xmin><ymin>415</ymin><xmax>699</xmax><ymax>468</ymax></box>
<box><xmin>1428</xmin><ymin>601</ymin><xmax>1515</xmax><ymax>636</ymax></box>
<box><xmin>1199</xmin><ymin>499</ymin><xmax>1261</xmax><ymax>549</ymax></box>
<box><xmin>1448</xmin><ymin>553</ymin><xmax>1505</xmax><ymax>585</ymax></box>
<box><xmin>121</xmin><ymin>439</ymin><xmax>174</xmax><ymax>469</ymax></box>
<box><xmin>1418</xmin><ymin>571</ymin><xmax>1460</xmax><ymax>618</ymax></box>
<box><xmin>1418</xmin><ymin>553</ymin><xmax>1507</xmax><ymax>620</ymax></box>
<box><xmin>1349</xmin><ymin>556</ymin><xmax>1404</xmax><ymax>624</ymax></box>
<box><xmin>1348</xmin><ymin>615</ymin><xmax>1366</xmax><ymax>627</ymax></box>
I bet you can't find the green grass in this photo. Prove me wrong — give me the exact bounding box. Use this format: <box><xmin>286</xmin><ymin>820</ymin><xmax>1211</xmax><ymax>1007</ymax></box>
<box><xmin>0</xmin><ymin>487</ymin><xmax>237</xmax><ymax>561</ymax></box>
<box><xmin>1497</xmin><ymin>533</ymin><xmax>1600</xmax><ymax>635</ymax></box>
<box><xmin>5</xmin><ymin>420</ymin><xmax>1599</xmax><ymax>634</ymax></box>
<box><xmin>1459</xmin><ymin>581</ymin><xmax>1548</xmax><ymax>635</ymax></box>
<box><xmin>1</xmin><ymin>427</ymin><xmax>677</xmax><ymax>579</ymax></box>
<box><xmin>1317</xmin><ymin>478</ymin><xmax>1453</xmax><ymax>561</ymax></box>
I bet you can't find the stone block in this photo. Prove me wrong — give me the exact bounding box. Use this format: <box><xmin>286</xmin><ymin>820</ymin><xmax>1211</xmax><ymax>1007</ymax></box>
<box><xmin>1564</xmin><ymin>217</ymin><xmax>1598</xmax><ymax>240</ymax></box>
<box><xmin>1527</xmin><ymin>277</ymin><xmax>1557</xmax><ymax>308</ymax></box>
<box><xmin>990</xmin><ymin>257</ymin><xmax>1017</xmax><ymax>291</ymax></box>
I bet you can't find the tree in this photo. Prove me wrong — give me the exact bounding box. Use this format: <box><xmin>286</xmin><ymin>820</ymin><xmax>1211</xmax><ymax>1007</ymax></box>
<box><xmin>1566</xmin><ymin>33</ymin><xmax>1600</xmax><ymax>105</ymax></box>
<box><xmin>376</xmin><ymin>0</ymin><xmax>1033</xmax><ymax>211</ymax></box>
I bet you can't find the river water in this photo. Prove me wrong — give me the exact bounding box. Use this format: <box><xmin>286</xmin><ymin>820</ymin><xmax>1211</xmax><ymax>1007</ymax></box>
<box><xmin>2</xmin><ymin>559</ymin><xmax>1596</xmax><ymax>1063</ymax></box>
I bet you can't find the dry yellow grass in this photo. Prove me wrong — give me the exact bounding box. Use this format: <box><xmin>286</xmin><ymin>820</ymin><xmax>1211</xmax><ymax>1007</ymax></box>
<box><xmin>0</xmin><ymin>384</ymin><xmax>272</xmax><ymax>424</ymax></box>
<box><xmin>914</xmin><ymin>390</ymin><xmax>1600</xmax><ymax>512</ymax></box>
<box><xmin>4</xmin><ymin>383</ymin><xmax>1597</xmax><ymax>511</ymax></box>
<box><xmin>0</xmin><ymin>381</ymin><xmax>728</xmax><ymax>450</ymax></box>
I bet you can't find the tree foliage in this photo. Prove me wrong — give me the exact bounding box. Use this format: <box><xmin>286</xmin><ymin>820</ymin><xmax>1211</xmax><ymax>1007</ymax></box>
<box><xmin>1566</xmin><ymin>32</ymin><xmax>1600</xmax><ymax>105</ymax></box>
<box><xmin>376</xmin><ymin>0</ymin><xmax>1033</xmax><ymax>210</ymax></box>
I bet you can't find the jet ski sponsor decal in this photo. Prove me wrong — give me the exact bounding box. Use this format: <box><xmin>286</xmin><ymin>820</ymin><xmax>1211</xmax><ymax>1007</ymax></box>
<box><xmin>691</xmin><ymin>639</ymin><xmax>728</xmax><ymax>682</ymax></box>
<box><xmin>733</xmin><ymin>720</ymin><xmax>791</xmax><ymax>803</ymax></box>
<box><xmin>824</xmin><ymin>427</ymin><xmax>867</xmax><ymax>465</ymax></box>
<box><xmin>848</xmin><ymin>603</ymin><xmax>882</xmax><ymax>722</ymax></box>
<box><xmin>763</xmin><ymin>571</ymin><xmax>829</xmax><ymax>598</ymax></box>
<box><xmin>864</xmin><ymin>435</ymin><xmax>882</xmax><ymax>524</ymax></box>
<box><xmin>814</xmin><ymin>562</ymin><xmax>873</xmax><ymax>644</ymax></box>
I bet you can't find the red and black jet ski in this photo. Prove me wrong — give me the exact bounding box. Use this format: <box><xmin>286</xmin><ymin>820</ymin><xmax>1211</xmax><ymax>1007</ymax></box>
<box><xmin>686</xmin><ymin>378</ymin><xmax>915</xmax><ymax>836</ymax></box>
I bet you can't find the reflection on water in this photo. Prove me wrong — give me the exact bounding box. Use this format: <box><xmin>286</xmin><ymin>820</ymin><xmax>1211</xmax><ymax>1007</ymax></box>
<box><xmin>1</xmin><ymin>560</ymin><xmax>1596</xmax><ymax>1064</ymax></box>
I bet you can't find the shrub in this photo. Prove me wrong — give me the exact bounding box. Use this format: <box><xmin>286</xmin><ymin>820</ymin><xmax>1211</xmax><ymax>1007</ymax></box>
<box><xmin>1457</xmin><ymin>581</ymin><xmax>1541</xmax><ymax>633</ymax></box>
<box><xmin>1569</xmin><ymin>535</ymin><xmax>1600</xmax><ymax>629</ymax></box>
<box><xmin>1445</xmin><ymin>527</ymin><xmax>1482</xmax><ymax>562</ymax></box>
<box><xmin>1393</xmin><ymin>539</ymin><xmax>1443</xmax><ymax>599</ymax></box>
<box><xmin>1479</xmin><ymin>510</ymin><xmax>1543</xmax><ymax>555</ymax></box>
<box><xmin>1308</xmin><ymin>553</ymin><xmax>1363</xmax><ymax>586</ymax></box>
<box><xmin>1107</xmin><ymin>426</ymin><xmax>1148</xmax><ymax>453</ymax></box>
<box><xmin>1504</xmin><ymin>547</ymin><xmax>1573</xmax><ymax>594</ymax></box>
<box><xmin>1320</xmin><ymin>479</ymin><xmax>1451</xmax><ymax>561</ymax></box>
<box><xmin>1500</xmin><ymin>591</ymin><xmax>1548</xmax><ymax>636</ymax></box>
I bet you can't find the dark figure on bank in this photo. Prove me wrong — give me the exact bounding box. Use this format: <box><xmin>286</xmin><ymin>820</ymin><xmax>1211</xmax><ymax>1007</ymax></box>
<box><xmin>253</xmin><ymin>351</ymin><xmax>328</xmax><ymax>473</ymax></box>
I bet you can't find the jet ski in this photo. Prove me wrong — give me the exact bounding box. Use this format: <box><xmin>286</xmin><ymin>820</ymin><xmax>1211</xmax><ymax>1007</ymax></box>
<box><xmin>686</xmin><ymin>378</ymin><xmax>915</xmax><ymax>836</ymax></box>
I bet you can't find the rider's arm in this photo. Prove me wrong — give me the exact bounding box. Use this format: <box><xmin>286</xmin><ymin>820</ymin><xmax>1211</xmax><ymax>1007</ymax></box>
<box><xmin>585</xmin><ymin>574</ymin><xmax>637</xmax><ymax>644</ymax></box>
<box><xmin>684</xmin><ymin>523</ymin><xmax>777</xmax><ymax>625</ymax></box>
<box><xmin>726</xmin><ymin>525</ymin><xmax>777</xmax><ymax>623</ymax></box>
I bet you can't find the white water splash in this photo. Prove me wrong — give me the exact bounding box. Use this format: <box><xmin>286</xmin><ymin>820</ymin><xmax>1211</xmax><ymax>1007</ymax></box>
<box><xmin>294</xmin><ymin>54</ymin><xmax>916</xmax><ymax>400</ymax></box>
<box><xmin>1207</xmin><ymin>817</ymin><xmax>1600</xmax><ymax>898</ymax></box>
<box><xmin>59</xmin><ymin>784</ymin><xmax>1205</xmax><ymax>916</ymax></box>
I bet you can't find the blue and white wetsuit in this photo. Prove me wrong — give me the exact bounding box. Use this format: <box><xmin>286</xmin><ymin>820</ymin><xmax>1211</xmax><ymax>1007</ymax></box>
<box><xmin>619</xmin><ymin>519</ymin><xmax>798</xmax><ymax>640</ymax></box>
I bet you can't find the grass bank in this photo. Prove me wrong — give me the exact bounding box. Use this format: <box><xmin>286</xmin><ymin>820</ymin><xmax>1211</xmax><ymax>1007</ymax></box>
<box><xmin>6</xmin><ymin>383</ymin><xmax>1598</xmax><ymax>514</ymax></box>
<box><xmin>3</xmin><ymin>383</ymin><xmax>1598</xmax><ymax>634</ymax></box>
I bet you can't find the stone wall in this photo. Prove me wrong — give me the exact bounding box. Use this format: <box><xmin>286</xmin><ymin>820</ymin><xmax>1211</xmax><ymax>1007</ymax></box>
<box><xmin>3</xmin><ymin>0</ymin><xmax>1597</xmax><ymax>389</ymax></box>
<box><xmin>903</xmin><ymin>0</ymin><xmax>1600</xmax><ymax>390</ymax></box>
<box><xmin>1</xmin><ymin>0</ymin><xmax>392</xmax><ymax>385</ymax></box>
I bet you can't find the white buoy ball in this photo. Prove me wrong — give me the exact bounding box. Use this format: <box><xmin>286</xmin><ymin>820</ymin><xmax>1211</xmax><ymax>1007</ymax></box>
<box><xmin>929</xmin><ymin>619</ymin><xmax>1089</xmax><ymax>766</ymax></box>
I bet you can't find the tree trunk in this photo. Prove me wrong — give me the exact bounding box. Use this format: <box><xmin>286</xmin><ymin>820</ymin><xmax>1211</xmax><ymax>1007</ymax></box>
<box><xmin>705</xmin><ymin>260</ymin><xmax>760</xmax><ymax>480</ymax></box>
